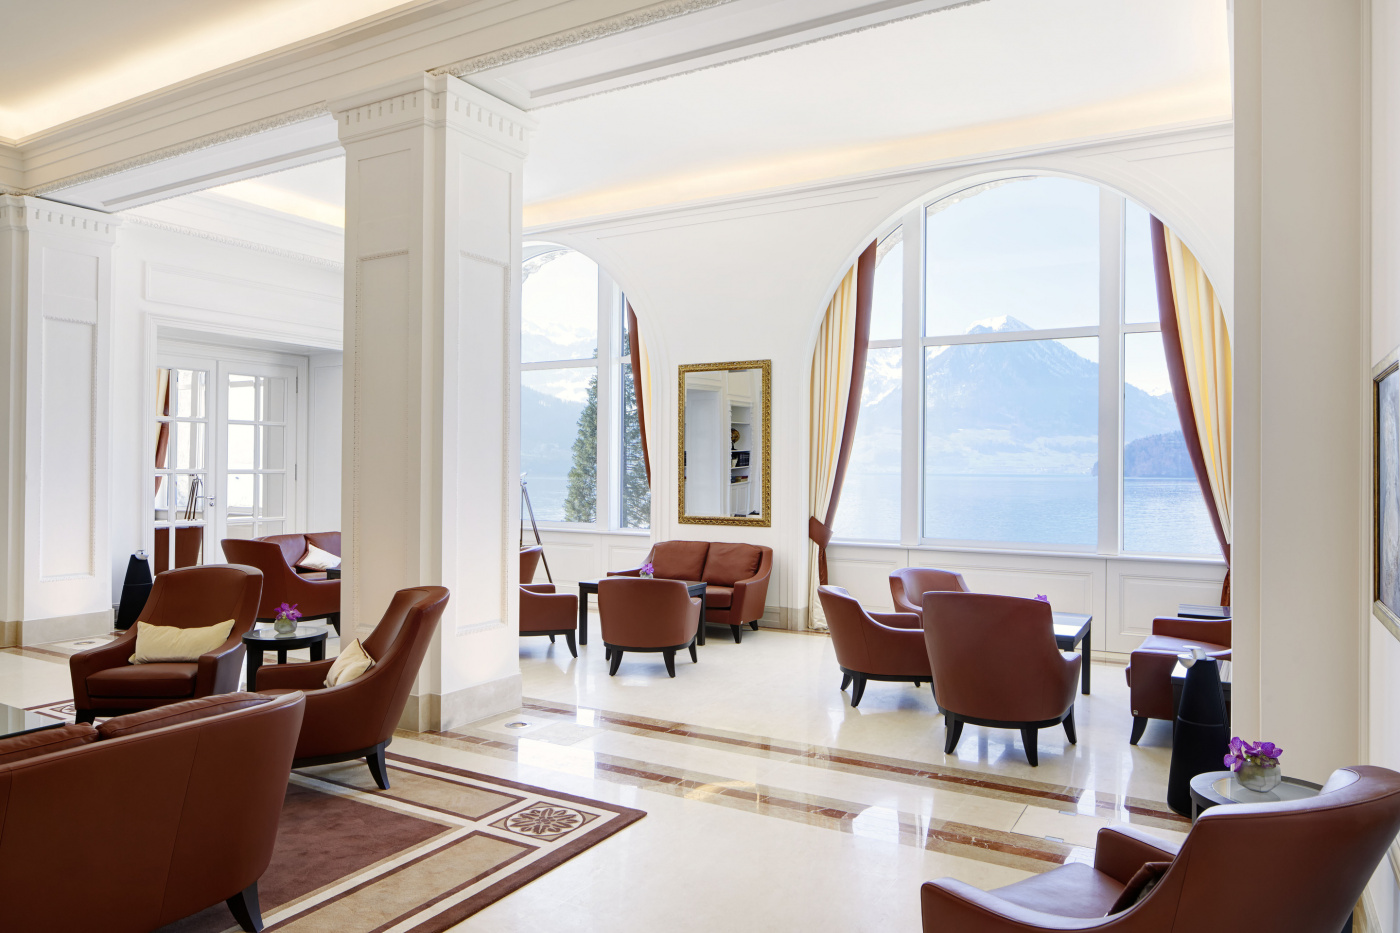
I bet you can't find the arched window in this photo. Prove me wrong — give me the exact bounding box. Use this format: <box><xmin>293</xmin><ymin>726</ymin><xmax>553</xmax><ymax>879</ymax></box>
<box><xmin>519</xmin><ymin>244</ymin><xmax>649</xmax><ymax>528</ymax></box>
<box><xmin>832</xmin><ymin>176</ymin><xmax>1217</xmax><ymax>556</ymax></box>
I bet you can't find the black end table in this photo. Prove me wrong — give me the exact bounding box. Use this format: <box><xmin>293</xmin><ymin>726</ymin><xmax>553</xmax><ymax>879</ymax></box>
<box><xmin>243</xmin><ymin>625</ymin><xmax>330</xmax><ymax>690</ymax></box>
<box><xmin>1052</xmin><ymin>612</ymin><xmax>1093</xmax><ymax>694</ymax></box>
<box><xmin>577</xmin><ymin>579</ymin><xmax>708</xmax><ymax>646</ymax></box>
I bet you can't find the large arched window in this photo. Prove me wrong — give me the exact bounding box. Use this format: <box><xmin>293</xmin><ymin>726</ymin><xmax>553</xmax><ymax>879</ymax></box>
<box><xmin>519</xmin><ymin>244</ymin><xmax>649</xmax><ymax>528</ymax></box>
<box><xmin>832</xmin><ymin>176</ymin><xmax>1217</xmax><ymax>556</ymax></box>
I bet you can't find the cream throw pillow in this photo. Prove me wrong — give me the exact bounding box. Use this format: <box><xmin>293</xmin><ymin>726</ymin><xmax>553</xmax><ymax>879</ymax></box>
<box><xmin>297</xmin><ymin>543</ymin><xmax>341</xmax><ymax>571</ymax></box>
<box><xmin>130</xmin><ymin>619</ymin><xmax>235</xmax><ymax>664</ymax></box>
<box><xmin>325</xmin><ymin>638</ymin><xmax>374</xmax><ymax>687</ymax></box>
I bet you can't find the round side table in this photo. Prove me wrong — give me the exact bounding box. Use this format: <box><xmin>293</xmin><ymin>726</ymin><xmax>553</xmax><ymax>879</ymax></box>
<box><xmin>243</xmin><ymin>625</ymin><xmax>330</xmax><ymax>691</ymax></box>
<box><xmin>1188</xmin><ymin>769</ymin><xmax>1322</xmax><ymax>821</ymax></box>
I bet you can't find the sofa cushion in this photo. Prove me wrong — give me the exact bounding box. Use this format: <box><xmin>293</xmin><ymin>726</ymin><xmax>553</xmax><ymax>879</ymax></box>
<box><xmin>305</xmin><ymin>531</ymin><xmax>341</xmax><ymax>557</ymax></box>
<box><xmin>704</xmin><ymin>585</ymin><xmax>734</xmax><ymax>609</ymax></box>
<box><xmin>325</xmin><ymin>638</ymin><xmax>374</xmax><ymax>687</ymax></box>
<box><xmin>130</xmin><ymin>618</ymin><xmax>234</xmax><ymax>663</ymax></box>
<box><xmin>0</xmin><ymin>723</ymin><xmax>97</xmax><ymax>765</ymax></box>
<box><xmin>702</xmin><ymin>543</ymin><xmax>762</xmax><ymax>587</ymax></box>
<box><xmin>87</xmin><ymin>662</ymin><xmax>197</xmax><ymax>698</ymax></box>
<box><xmin>297</xmin><ymin>542</ymin><xmax>341</xmax><ymax>571</ymax></box>
<box><xmin>98</xmin><ymin>692</ymin><xmax>271</xmax><ymax>740</ymax></box>
<box><xmin>650</xmin><ymin>541</ymin><xmax>709</xmax><ymax>581</ymax></box>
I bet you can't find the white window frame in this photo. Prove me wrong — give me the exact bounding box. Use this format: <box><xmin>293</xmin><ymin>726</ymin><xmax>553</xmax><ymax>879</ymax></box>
<box><xmin>843</xmin><ymin>177</ymin><xmax>1189</xmax><ymax>558</ymax></box>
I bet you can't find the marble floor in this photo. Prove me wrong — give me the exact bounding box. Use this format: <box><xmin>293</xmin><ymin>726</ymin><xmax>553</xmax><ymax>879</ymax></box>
<box><xmin>1</xmin><ymin>625</ymin><xmax>1186</xmax><ymax>931</ymax></box>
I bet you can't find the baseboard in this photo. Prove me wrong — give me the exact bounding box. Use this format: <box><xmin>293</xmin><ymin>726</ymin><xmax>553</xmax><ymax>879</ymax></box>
<box><xmin>398</xmin><ymin>673</ymin><xmax>524</xmax><ymax>734</ymax></box>
<box><xmin>1</xmin><ymin>609</ymin><xmax>113</xmax><ymax>647</ymax></box>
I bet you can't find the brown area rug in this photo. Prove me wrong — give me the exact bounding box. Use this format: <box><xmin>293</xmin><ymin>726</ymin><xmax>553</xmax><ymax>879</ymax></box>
<box><xmin>156</xmin><ymin>753</ymin><xmax>645</xmax><ymax>933</ymax></box>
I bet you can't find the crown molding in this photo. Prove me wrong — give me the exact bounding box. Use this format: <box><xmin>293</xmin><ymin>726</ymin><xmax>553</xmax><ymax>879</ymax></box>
<box><xmin>123</xmin><ymin>214</ymin><xmax>343</xmax><ymax>271</ymax></box>
<box><xmin>0</xmin><ymin>195</ymin><xmax>121</xmax><ymax>239</ymax></box>
<box><xmin>332</xmin><ymin>73</ymin><xmax>535</xmax><ymax>155</ymax></box>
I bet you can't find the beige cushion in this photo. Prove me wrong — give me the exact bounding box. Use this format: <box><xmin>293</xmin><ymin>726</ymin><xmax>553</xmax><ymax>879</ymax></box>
<box><xmin>130</xmin><ymin>619</ymin><xmax>235</xmax><ymax>664</ymax></box>
<box><xmin>297</xmin><ymin>543</ymin><xmax>341</xmax><ymax>571</ymax></box>
<box><xmin>325</xmin><ymin>638</ymin><xmax>374</xmax><ymax>687</ymax></box>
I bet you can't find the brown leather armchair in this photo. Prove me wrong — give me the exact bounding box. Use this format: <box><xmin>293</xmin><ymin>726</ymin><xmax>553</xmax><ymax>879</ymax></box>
<box><xmin>613</xmin><ymin>540</ymin><xmax>772</xmax><ymax>643</ymax></box>
<box><xmin>923</xmin><ymin>592</ymin><xmax>1081</xmax><ymax>767</ymax></box>
<box><xmin>0</xmin><ymin>691</ymin><xmax>305</xmax><ymax>933</ymax></box>
<box><xmin>818</xmin><ymin>585</ymin><xmax>932</xmax><ymax>707</ymax></box>
<box><xmin>1126</xmin><ymin>616</ymin><xmax>1231</xmax><ymax>744</ymax></box>
<box><xmin>520</xmin><ymin>583</ymin><xmax>579</xmax><ymax>657</ymax></box>
<box><xmin>921</xmin><ymin>765</ymin><xmax>1400</xmax><ymax>932</ymax></box>
<box><xmin>256</xmin><ymin>585</ymin><xmax>449</xmax><ymax>789</ymax></box>
<box><xmin>597</xmin><ymin>577</ymin><xmax>701</xmax><ymax>677</ymax></box>
<box><xmin>70</xmin><ymin>564</ymin><xmax>263</xmax><ymax>723</ymax></box>
<box><xmin>222</xmin><ymin>533</ymin><xmax>341</xmax><ymax>634</ymax></box>
<box><xmin>521</xmin><ymin>545</ymin><xmax>544</xmax><ymax>584</ymax></box>
<box><xmin>890</xmin><ymin>566</ymin><xmax>969</xmax><ymax>620</ymax></box>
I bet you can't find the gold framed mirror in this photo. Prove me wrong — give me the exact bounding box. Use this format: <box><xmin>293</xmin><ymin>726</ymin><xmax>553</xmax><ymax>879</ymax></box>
<box><xmin>678</xmin><ymin>360</ymin><xmax>771</xmax><ymax>527</ymax></box>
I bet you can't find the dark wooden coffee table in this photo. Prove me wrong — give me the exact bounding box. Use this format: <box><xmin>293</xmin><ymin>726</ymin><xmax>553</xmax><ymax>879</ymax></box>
<box><xmin>243</xmin><ymin>624</ymin><xmax>330</xmax><ymax>690</ymax></box>
<box><xmin>1053</xmin><ymin>612</ymin><xmax>1093</xmax><ymax>695</ymax></box>
<box><xmin>577</xmin><ymin>579</ymin><xmax>708</xmax><ymax>646</ymax></box>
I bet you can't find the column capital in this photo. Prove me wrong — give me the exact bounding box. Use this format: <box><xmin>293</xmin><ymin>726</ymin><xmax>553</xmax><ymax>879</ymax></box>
<box><xmin>0</xmin><ymin>195</ymin><xmax>120</xmax><ymax>240</ymax></box>
<box><xmin>331</xmin><ymin>73</ymin><xmax>535</xmax><ymax>157</ymax></box>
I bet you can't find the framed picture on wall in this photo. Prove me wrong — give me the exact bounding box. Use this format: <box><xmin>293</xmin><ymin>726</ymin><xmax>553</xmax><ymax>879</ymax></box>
<box><xmin>1375</xmin><ymin>354</ymin><xmax>1400</xmax><ymax>634</ymax></box>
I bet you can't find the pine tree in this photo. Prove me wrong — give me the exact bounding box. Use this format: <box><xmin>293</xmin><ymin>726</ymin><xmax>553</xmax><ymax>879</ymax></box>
<box><xmin>621</xmin><ymin>364</ymin><xmax>651</xmax><ymax>527</ymax></box>
<box><xmin>563</xmin><ymin>374</ymin><xmax>598</xmax><ymax>522</ymax></box>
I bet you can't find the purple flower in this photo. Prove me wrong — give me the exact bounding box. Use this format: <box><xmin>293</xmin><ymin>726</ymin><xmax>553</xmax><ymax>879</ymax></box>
<box><xmin>1254</xmin><ymin>741</ymin><xmax>1283</xmax><ymax>761</ymax></box>
<box><xmin>1224</xmin><ymin>753</ymin><xmax>1244</xmax><ymax>771</ymax></box>
<box><xmin>641</xmin><ymin>561</ymin><xmax>655</xmax><ymax>575</ymax></box>
<box><xmin>1034</xmin><ymin>594</ymin><xmax>1049</xmax><ymax>602</ymax></box>
<box><xmin>1229</xmin><ymin>736</ymin><xmax>1245</xmax><ymax>756</ymax></box>
<box><xmin>275</xmin><ymin>602</ymin><xmax>302</xmax><ymax>622</ymax></box>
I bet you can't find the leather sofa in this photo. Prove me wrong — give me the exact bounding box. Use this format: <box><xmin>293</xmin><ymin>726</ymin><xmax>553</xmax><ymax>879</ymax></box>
<box><xmin>222</xmin><ymin>531</ymin><xmax>341</xmax><ymax>634</ymax></box>
<box><xmin>71</xmin><ymin>564</ymin><xmax>263</xmax><ymax>723</ymax></box>
<box><xmin>597</xmin><ymin>577</ymin><xmax>702</xmax><ymax>677</ymax></box>
<box><xmin>818</xmin><ymin>585</ymin><xmax>931</xmax><ymax>706</ymax></box>
<box><xmin>921</xmin><ymin>765</ymin><xmax>1400</xmax><ymax>932</ymax></box>
<box><xmin>922</xmin><ymin>592</ymin><xmax>1080</xmax><ymax>767</ymax></box>
<box><xmin>0</xmin><ymin>691</ymin><xmax>305</xmax><ymax>933</ymax></box>
<box><xmin>1126</xmin><ymin>615</ymin><xmax>1231</xmax><ymax>744</ymax></box>
<box><xmin>612</xmin><ymin>540</ymin><xmax>772</xmax><ymax>643</ymax></box>
<box><xmin>256</xmin><ymin>585</ymin><xmax>449</xmax><ymax>789</ymax></box>
<box><xmin>889</xmin><ymin>567</ymin><xmax>968</xmax><ymax>621</ymax></box>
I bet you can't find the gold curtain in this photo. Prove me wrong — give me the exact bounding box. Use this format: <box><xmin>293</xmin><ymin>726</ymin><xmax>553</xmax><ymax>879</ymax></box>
<box><xmin>637</xmin><ymin>328</ymin><xmax>656</xmax><ymax>478</ymax></box>
<box><xmin>807</xmin><ymin>263</ymin><xmax>861</xmax><ymax>629</ymax></box>
<box><xmin>1162</xmin><ymin>225</ymin><xmax>1233</xmax><ymax>548</ymax></box>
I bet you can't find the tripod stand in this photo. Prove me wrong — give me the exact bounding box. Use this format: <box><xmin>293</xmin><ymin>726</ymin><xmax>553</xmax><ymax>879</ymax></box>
<box><xmin>520</xmin><ymin>476</ymin><xmax>553</xmax><ymax>583</ymax></box>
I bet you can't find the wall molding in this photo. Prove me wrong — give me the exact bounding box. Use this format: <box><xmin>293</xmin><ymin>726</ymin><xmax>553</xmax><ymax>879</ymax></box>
<box><xmin>125</xmin><ymin>214</ymin><xmax>343</xmax><ymax>271</ymax></box>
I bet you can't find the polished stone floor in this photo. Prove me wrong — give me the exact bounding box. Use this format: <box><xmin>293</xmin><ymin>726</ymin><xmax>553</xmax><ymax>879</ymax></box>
<box><xmin>1</xmin><ymin>625</ymin><xmax>1184</xmax><ymax>931</ymax></box>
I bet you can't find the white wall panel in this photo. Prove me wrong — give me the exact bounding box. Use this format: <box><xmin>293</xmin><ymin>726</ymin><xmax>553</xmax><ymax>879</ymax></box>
<box><xmin>38</xmin><ymin>318</ymin><xmax>95</xmax><ymax>579</ymax></box>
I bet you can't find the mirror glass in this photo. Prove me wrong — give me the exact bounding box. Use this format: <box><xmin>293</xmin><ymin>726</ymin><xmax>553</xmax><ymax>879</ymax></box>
<box><xmin>679</xmin><ymin>361</ymin><xmax>770</xmax><ymax>526</ymax></box>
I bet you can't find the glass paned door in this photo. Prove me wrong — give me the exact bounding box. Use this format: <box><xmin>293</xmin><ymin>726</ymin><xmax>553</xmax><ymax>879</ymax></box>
<box><xmin>154</xmin><ymin>363</ymin><xmax>213</xmax><ymax>572</ymax></box>
<box><xmin>219</xmin><ymin>364</ymin><xmax>297</xmax><ymax>545</ymax></box>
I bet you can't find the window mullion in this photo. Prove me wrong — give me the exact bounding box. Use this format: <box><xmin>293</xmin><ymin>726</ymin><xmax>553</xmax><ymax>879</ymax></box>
<box><xmin>595</xmin><ymin>272</ymin><xmax>615</xmax><ymax>531</ymax></box>
<box><xmin>901</xmin><ymin>205</ymin><xmax>924</xmax><ymax>547</ymax></box>
<box><xmin>1097</xmin><ymin>191</ymin><xmax>1125</xmax><ymax>556</ymax></box>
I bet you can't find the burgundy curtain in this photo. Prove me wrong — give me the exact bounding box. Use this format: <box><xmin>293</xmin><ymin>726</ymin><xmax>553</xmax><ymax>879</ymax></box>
<box><xmin>1151</xmin><ymin>217</ymin><xmax>1231</xmax><ymax>605</ymax></box>
<box><xmin>625</xmin><ymin>303</ymin><xmax>651</xmax><ymax>486</ymax></box>
<box><xmin>808</xmin><ymin>239</ymin><xmax>878</xmax><ymax>586</ymax></box>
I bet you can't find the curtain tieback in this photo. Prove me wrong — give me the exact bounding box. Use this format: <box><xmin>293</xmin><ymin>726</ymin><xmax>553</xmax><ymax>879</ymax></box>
<box><xmin>808</xmin><ymin>516</ymin><xmax>832</xmax><ymax>549</ymax></box>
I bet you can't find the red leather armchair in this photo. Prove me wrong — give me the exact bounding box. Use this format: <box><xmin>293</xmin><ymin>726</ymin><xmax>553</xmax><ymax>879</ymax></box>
<box><xmin>0</xmin><ymin>691</ymin><xmax>305</xmax><ymax>933</ymax></box>
<box><xmin>921</xmin><ymin>766</ymin><xmax>1400</xmax><ymax>932</ymax></box>
<box><xmin>256</xmin><ymin>585</ymin><xmax>449</xmax><ymax>789</ymax></box>
<box><xmin>613</xmin><ymin>540</ymin><xmax>772</xmax><ymax>643</ymax></box>
<box><xmin>70</xmin><ymin>564</ymin><xmax>263</xmax><ymax>723</ymax></box>
<box><xmin>222</xmin><ymin>532</ymin><xmax>341</xmax><ymax>634</ymax></box>
<box><xmin>597</xmin><ymin>577</ymin><xmax>701</xmax><ymax>677</ymax></box>
<box><xmin>818</xmin><ymin>585</ymin><xmax>931</xmax><ymax>707</ymax></box>
<box><xmin>520</xmin><ymin>583</ymin><xmax>579</xmax><ymax>657</ymax></box>
<box><xmin>1126</xmin><ymin>616</ymin><xmax>1231</xmax><ymax>745</ymax></box>
<box><xmin>923</xmin><ymin>592</ymin><xmax>1080</xmax><ymax>767</ymax></box>
<box><xmin>889</xmin><ymin>566</ymin><xmax>969</xmax><ymax>620</ymax></box>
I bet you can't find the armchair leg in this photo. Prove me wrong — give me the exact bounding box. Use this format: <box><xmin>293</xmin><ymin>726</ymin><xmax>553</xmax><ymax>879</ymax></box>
<box><xmin>608</xmin><ymin>649</ymin><xmax>623</xmax><ymax>676</ymax></box>
<box><xmin>366</xmin><ymin>744</ymin><xmax>390</xmax><ymax>790</ymax></box>
<box><xmin>564</xmin><ymin>631</ymin><xmax>577</xmax><ymax>658</ymax></box>
<box><xmin>1021</xmin><ymin>726</ymin><xmax>1040</xmax><ymax>767</ymax></box>
<box><xmin>548</xmin><ymin>634</ymin><xmax>555</xmax><ymax>643</ymax></box>
<box><xmin>944</xmin><ymin>718</ymin><xmax>964</xmax><ymax>755</ymax></box>
<box><xmin>840</xmin><ymin>671</ymin><xmax>852</xmax><ymax>691</ymax></box>
<box><xmin>226</xmin><ymin>883</ymin><xmax>264</xmax><ymax>933</ymax></box>
<box><xmin>74</xmin><ymin>709</ymin><xmax>96</xmax><ymax>725</ymax></box>
<box><xmin>731</xmin><ymin>624</ymin><xmax>743</xmax><ymax>644</ymax></box>
<box><xmin>748</xmin><ymin>620</ymin><xmax>759</xmax><ymax>630</ymax></box>
<box><xmin>1130</xmin><ymin>716</ymin><xmax>1149</xmax><ymax>746</ymax></box>
<box><xmin>327</xmin><ymin>613</ymin><xmax>340</xmax><ymax>636</ymax></box>
<box><xmin>663</xmin><ymin>649</ymin><xmax>677</xmax><ymax>678</ymax></box>
<box><xmin>850</xmin><ymin>674</ymin><xmax>867</xmax><ymax>707</ymax></box>
<box><xmin>1063</xmin><ymin>710</ymin><xmax>1077</xmax><ymax>745</ymax></box>
<box><xmin>689</xmin><ymin>640</ymin><xmax>698</xmax><ymax>663</ymax></box>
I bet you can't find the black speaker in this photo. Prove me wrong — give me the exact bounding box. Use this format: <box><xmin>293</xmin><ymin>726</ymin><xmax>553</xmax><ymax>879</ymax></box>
<box><xmin>1166</xmin><ymin>649</ymin><xmax>1231</xmax><ymax>817</ymax></box>
<box><xmin>115</xmin><ymin>551</ymin><xmax>154</xmax><ymax>630</ymax></box>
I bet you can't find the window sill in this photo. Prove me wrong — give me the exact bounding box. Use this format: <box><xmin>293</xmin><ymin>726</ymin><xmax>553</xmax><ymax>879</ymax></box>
<box><xmin>530</xmin><ymin>524</ymin><xmax>651</xmax><ymax>538</ymax></box>
<box><xmin>828</xmin><ymin>538</ymin><xmax>1226</xmax><ymax>567</ymax></box>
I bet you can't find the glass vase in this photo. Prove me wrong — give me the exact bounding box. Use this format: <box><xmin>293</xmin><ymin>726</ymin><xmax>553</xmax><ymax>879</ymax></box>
<box><xmin>640</xmin><ymin>572</ymin><xmax>653</xmax><ymax>579</ymax></box>
<box><xmin>1238</xmin><ymin>762</ymin><xmax>1281</xmax><ymax>793</ymax></box>
<box><xmin>274</xmin><ymin>617</ymin><xmax>298</xmax><ymax>636</ymax></box>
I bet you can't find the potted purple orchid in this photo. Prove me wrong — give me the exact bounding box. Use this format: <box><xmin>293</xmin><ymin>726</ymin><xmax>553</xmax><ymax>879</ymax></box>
<box><xmin>1225</xmin><ymin>736</ymin><xmax>1283</xmax><ymax>792</ymax></box>
<box><xmin>640</xmin><ymin>561</ymin><xmax>655</xmax><ymax>579</ymax></box>
<box><xmin>273</xmin><ymin>601</ymin><xmax>302</xmax><ymax>636</ymax></box>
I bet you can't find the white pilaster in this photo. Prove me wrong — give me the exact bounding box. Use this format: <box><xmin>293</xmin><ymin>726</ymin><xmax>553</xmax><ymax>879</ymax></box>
<box><xmin>0</xmin><ymin>196</ymin><xmax>118</xmax><ymax>646</ymax></box>
<box><xmin>334</xmin><ymin>75</ymin><xmax>533</xmax><ymax>731</ymax></box>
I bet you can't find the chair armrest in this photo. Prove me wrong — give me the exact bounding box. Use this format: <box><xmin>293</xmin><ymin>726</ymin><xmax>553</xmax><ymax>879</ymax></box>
<box><xmin>608</xmin><ymin>567</ymin><xmax>642</xmax><ymax>577</ymax></box>
<box><xmin>281</xmin><ymin>577</ymin><xmax>340</xmax><ymax>618</ymax></box>
<box><xmin>520</xmin><ymin>588</ymin><xmax>578</xmax><ymax>631</ymax></box>
<box><xmin>870</xmin><ymin>611</ymin><xmax>921</xmax><ymax>630</ymax></box>
<box><xmin>730</xmin><ymin>564</ymin><xmax>772</xmax><ymax>623</ymax></box>
<box><xmin>1151</xmin><ymin>616</ymin><xmax>1230</xmax><ymax>648</ymax></box>
<box><xmin>922</xmin><ymin>878</ymin><xmax>1108</xmax><ymax>931</ymax></box>
<box><xmin>891</xmin><ymin>591</ymin><xmax>921</xmax><ymax>616</ymax></box>
<box><xmin>69</xmin><ymin>631</ymin><xmax>138</xmax><ymax>706</ymax></box>
<box><xmin>521</xmin><ymin>583</ymin><xmax>556</xmax><ymax>594</ymax></box>
<box><xmin>1093</xmin><ymin>825</ymin><xmax>1180</xmax><ymax>885</ymax></box>
<box><xmin>255</xmin><ymin>658</ymin><xmax>336</xmax><ymax>691</ymax></box>
<box><xmin>195</xmin><ymin>634</ymin><xmax>249</xmax><ymax>696</ymax></box>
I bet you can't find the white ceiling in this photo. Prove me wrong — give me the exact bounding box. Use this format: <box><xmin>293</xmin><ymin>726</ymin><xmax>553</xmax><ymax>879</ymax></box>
<box><xmin>178</xmin><ymin>0</ymin><xmax>1230</xmax><ymax>231</ymax></box>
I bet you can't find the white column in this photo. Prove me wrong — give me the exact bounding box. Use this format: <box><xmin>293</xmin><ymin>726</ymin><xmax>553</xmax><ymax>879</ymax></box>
<box><xmin>334</xmin><ymin>75</ymin><xmax>533</xmax><ymax>731</ymax></box>
<box><xmin>0</xmin><ymin>196</ymin><xmax>118</xmax><ymax>646</ymax></box>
